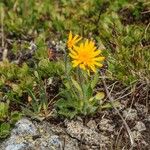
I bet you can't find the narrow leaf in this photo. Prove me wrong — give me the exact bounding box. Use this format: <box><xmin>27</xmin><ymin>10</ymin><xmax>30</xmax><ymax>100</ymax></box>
<box><xmin>91</xmin><ymin>72</ymin><xmax>99</xmax><ymax>88</ymax></box>
<box><xmin>71</xmin><ymin>78</ymin><xmax>82</xmax><ymax>93</ymax></box>
<box><xmin>95</xmin><ymin>92</ymin><xmax>105</xmax><ymax>100</ymax></box>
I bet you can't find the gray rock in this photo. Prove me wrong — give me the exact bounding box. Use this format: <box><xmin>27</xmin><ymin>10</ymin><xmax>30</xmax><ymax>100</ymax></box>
<box><xmin>65</xmin><ymin>120</ymin><xmax>109</xmax><ymax>146</ymax></box>
<box><xmin>0</xmin><ymin>118</ymin><xmax>79</xmax><ymax>150</ymax></box>
<box><xmin>131</xmin><ymin>130</ymin><xmax>142</xmax><ymax>141</ymax></box>
<box><xmin>33</xmin><ymin>122</ymin><xmax>79</xmax><ymax>150</ymax></box>
<box><xmin>1</xmin><ymin>118</ymin><xmax>38</xmax><ymax>150</ymax></box>
<box><xmin>131</xmin><ymin>131</ymin><xmax>148</xmax><ymax>148</ymax></box>
<box><xmin>63</xmin><ymin>136</ymin><xmax>79</xmax><ymax>150</ymax></box>
<box><xmin>133</xmin><ymin>121</ymin><xmax>146</xmax><ymax>132</ymax></box>
<box><xmin>123</xmin><ymin>108</ymin><xmax>138</xmax><ymax>121</ymax></box>
<box><xmin>12</xmin><ymin>118</ymin><xmax>38</xmax><ymax>136</ymax></box>
<box><xmin>134</xmin><ymin>103</ymin><xmax>148</xmax><ymax>114</ymax></box>
<box><xmin>48</xmin><ymin>135</ymin><xmax>63</xmax><ymax>149</ymax></box>
<box><xmin>98</xmin><ymin>118</ymin><xmax>115</xmax><ymax>132</ymax></box>
<box><xmin>86</xmin><ymin>120</ymin><xmax>97</xmax><ymax>130</ymax></box>
<box><xmin>5</xmin><ymin>143</ymin><xmax>29</xmax><ymax>150</ymax></box>
<box><xmin>145</xmin><ymin>115</ymin><xmax>150</xmax><ymax>122</ymax></box>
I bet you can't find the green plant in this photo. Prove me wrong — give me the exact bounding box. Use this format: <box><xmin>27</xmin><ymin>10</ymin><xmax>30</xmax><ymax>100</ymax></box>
<box><xmin>0</xmin><ymin>102</ymin><xmax>22</xmax><ymax>139</ymax></box>
<box><xmin>0</xmin><ymin>123</ymin><xmax>10</xmax><ymax>139</ymax></box>
<box><xmin>0</xmin><ymin>60</ymin><xmax>34</xmax><ymax>95</ymax></box>
<box><xmin>0</xmin><ymin>51</ymin><xmax>62</xmax><ymax>121</ymax></box>
<box><xmin>56</xmin><ymin>33</ymin><xmax>116</xmax><ymax>119</ymax></box>
<box><xmin>37</xmin><ymin>58</ymin><xmax>63</xmax><ymax>78</ymax></box>
<box><xmin>0</xmin><ymin>102</ymin><xmax>9</xmax><ymax>122</ymax></box>
<box><xmin>1</xmin><ymin>0</ymin><xmax>149</xmax><ymax>85</ymax></box>
<box><xmin>0</xmin><ymin>0</ymin><xmax>149</xmax><ymax>122</ymax></box>
<box><xmin>23</xmin><ymin>71</ymin><xmax>53</xmax><ymax>121</ymax></box>
<box><xmin>56</xmin><ymin>71</ymin><xmax>108</xmax><ymax>118</ymax></box>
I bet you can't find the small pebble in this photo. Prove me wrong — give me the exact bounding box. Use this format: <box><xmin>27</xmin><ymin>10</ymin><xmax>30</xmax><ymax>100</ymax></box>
<box><xmin>134</xmin><ymin>121</ymin><xmax>146</xmax><ymax>132</ymax></box>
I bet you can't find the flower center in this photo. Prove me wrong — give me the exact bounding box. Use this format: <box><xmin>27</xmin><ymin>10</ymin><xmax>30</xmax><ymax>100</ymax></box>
<box><xmin>79</xmin><ymin>52</ymin><xmax>90</xmax><ymax>63</ymax></box>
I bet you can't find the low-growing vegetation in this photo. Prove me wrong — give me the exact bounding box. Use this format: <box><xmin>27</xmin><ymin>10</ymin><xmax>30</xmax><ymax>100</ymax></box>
<box><xmin>0</xmin><ymin>0</ymin><xmax>149</xmax><ymax>149</ymax></box>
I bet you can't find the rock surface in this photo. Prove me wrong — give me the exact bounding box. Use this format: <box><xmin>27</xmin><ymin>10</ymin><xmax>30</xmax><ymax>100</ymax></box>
<box><xmin>123</xmin><ymin>108</ymin><xmax>138</xmax><ymax>121</ymax></box>
<box><xmin>65</xmin><ymin>120</ymin><xmax>110</xmax><ymax>147</ymax></box>
<box><xmin>0</xmin><ymin>113</ymin><xmax>149</xmax><ymax>150</ymax></box>
<box><xmin>133</xmin><ymin>121</ymin><xmax>146</xmax><ymax>132</ymax></box>
<box><xmin>0</xmin><ymin>118</ymin><xmax>112</xmax><ymax>150</ymax></box>
<box><xmin>0</xmin><ymin>118</ymin><xmax>79</xmax><ymax>150</ymax></box>
<box><xmin>98</xmin><ymin>118</ymin><xmax>115</xmax><ymax>132</ymax></box>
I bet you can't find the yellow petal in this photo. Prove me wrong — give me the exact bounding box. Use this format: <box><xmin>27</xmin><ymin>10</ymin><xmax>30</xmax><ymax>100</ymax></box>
<box><xmin>90</xmin><ymin>65</ymin><xmax>96</xmax><ymax>72</ymax></box>
<box><xmin>87</xmin><ymin>69</ymin><xmax>90</xmax><ymax>75</ymax></box>
<box><xmin>73</xmin><ymin>45</ymin><xmax>80</xmax><ymax>52</ymax></box>
<box><xmin>92</xmin><ymin>50</ymin><xmax>101</xmax><ymax>57</ymax></box>
<box><xmin>68</xmin><ymin>31</ymin><xmax>72</xmax><ymax>41</ymax></box>
<box><xmin>72</xmin><ymin>60</ymin><xmax>80</xmax><ymax>67</ymax></box>
<box><xmin>69</xmin><ymin>49</ymin><xmax>77</xmax><ymax>55</ymax></box>
<box><xmin>80</xmin><ymin>64</ymin><xmax>86</xmax><ymax>70</ymax></box>
<box><xmin>89</xmin><ymin>41</ymin><xmax>95</xmax><ymax>48</ymax></box>
<box><xmin>69</xmin><ymin>53</ymin><xmax>78</xmax><ymax>59</ymax></box>
<box><xmin>74</xmin><ymin>36</ymin><xmax>82</xmax><ymax>43</ymax></box>
<box><xmin>93</xmin><ymin>56</ymin><xmax>105</xmax><ymax>61</ymax></box>
<box><xmin>85</xmin><ymin>39</ymin><xmax>89</xmax><ymax>47</ymax></box>
<box><xmin>93</xmin><ymin>62</ymin><xmax>103</xmax><ymax>67</ymax></box>
<box><xmin>81</xmin><ymin>42</ymin><xmax>84</xmax><ymax>47</ymax></box>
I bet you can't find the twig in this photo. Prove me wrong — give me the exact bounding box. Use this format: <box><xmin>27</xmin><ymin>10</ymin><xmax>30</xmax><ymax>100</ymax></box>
<box><xmin>102</xmin><ymin>81</ymin><xmax>118</xmax><ymax>104</ymax></box>
<box><xmin>115</xmin><ymin>85</ymin><xmax>132</xmax><ymax>96</ymax></box>
<box><xmin>115</xmin><ymin>84</ymin><xmax>136</xmax><ymax>148</ymax></box>
<box><xmin>48</xmin><ymin>93</ymin><xmax>60</xmax><ymax>107</ymax></box>
<box><xmin>100</xmin><ymin>71</ymin><xmax>134</xmax><ymax>147</ymax></box>
<box><xmin>141</xmin><ymin>10</ymin><xmax>150</xmax><ymax>14</ymax></box>
<box><xmin>115</xmin><ymin>91</ymin><xmax>133</xmax><ymax>101</ymax></box>
<box><xmin>144</xmin><ymin>22</ymin><xmax>150</xmax><ymax>39</ymax></box>
<box><xmin>108</xmin><ymin>81</ymin><xmax>118</xmax><ymax>95</ymax></box>
<box><xmin>1</xmin><ymin>5</ymin><xmax>4</xmax><ymax>48</ymax></box>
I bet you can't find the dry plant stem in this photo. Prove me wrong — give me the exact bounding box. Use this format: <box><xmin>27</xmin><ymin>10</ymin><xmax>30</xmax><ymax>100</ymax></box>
<box><xmin>115</xmin><ymin>85</ymin><xmax>132</xmax><ymax>96</ymax></box>
<box><xmin>1</xmin><ymin>5</ymin><xmax>4</xmax><ymax>48</ymax></box>
<box><xmin>48</xmin><ymin>93</ymin><xmax>60</xmax><ymax>107</ymax></box>
<box><xmin>108</xmin><ymin>81</ymin><xmax>118</xmax><ymax>94</ymax></box>
<box><xmin>141</xmin><ymin>10</ymin><xmax>150</xmax><ymax>14</ymax></box>
<box><xmin>144</xmin><ymin>22</ymin><xmax>150</xmax><ymax>39</ymax></box>
<box><xmin>115</xmin><ymin>85</ymin><xmax>135</xmax><ymax>148</ymax></box>
<box><xmin>146</xmin><ymin>85</ymin><xmax>149</xmax><ymax>113</ymax></box>
<box><xmin>115</xmin><ymin>90</ymin><xmax>133</xmax><ymax>101</ymax></box>
<box><xmin>100</xmin><ymin>71</ymin><xmax>134</xmax><ymax>147</ymax></box>
<box><xmin>102</xmin><ymin>81</ymin><xmax>117</xmax><ymax>104</ymax></box>
<box><xmin>140</xmin><ymin>22</ymin><xmax>150</xmax><ymax>47</ymax></box>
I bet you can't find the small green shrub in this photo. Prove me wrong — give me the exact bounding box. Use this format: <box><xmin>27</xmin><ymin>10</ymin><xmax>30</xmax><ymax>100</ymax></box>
<box><xmin>0</xmin><ymin>102</ymin><xmax>21</xmax><ymax>139</ymax></box>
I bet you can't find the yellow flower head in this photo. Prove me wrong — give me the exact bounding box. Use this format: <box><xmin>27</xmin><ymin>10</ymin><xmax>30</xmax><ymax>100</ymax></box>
<box><xmin>67</xmin><ymin>31</ymin><xmax>82</xmax><ymax>49</ymax></box>
<box><xmin>69</xmin><ymin>39</ymin><xmax>105</xmax><ymax>72</ymax></box>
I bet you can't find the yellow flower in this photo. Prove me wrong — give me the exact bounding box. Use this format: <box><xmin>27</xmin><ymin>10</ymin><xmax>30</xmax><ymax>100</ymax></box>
<box><xmin>67</xmin><ymin>31</ymin><xmax>82</xmax><ymax>49</ymax></box>
<box><xmin>69</xmin><ymin>39</ymin><xmax>105</xmax><ymax>72</ymax></box>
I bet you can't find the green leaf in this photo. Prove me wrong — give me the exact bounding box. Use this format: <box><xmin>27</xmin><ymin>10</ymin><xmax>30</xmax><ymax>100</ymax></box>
<box><xmin>26</xmin><ymin>88</ymin><xmax>37</xmax><ymax>102</ymax></box>
<box><xmin>101</xmin><ymin>101</ymin><xmax>120</xmax><ymax>109</ymax></box>
<box><xmin>0</xmin><ymin>123</ymin><xmax>10</xmax><ymax>139</ymax></box>
<box><xmin>89</xmin><ymin>97</ymin><xmax>95</xmax><ymax>102</ymax></box>
<box><xmin>95</xmin><ymin>92</ymin><xmax>105</xmax><ymax>100</ymax></box>
<box><xmin>10</xmin><ymin>111</ymin><xmax>22</xmax><ymax>124</ymax></box>
<box><xmin>55</xmin><ymin>98</ymin><xmax>79</xmax><ymax>119</ymax></box>
<box><xmin>34</xmin><ymin>71</ymin><xmax>40</xmax><ymax>80</ymax></box>
<box><xmin>91</xmin><ymin>72</ymin><xmax>99</xmax><ymax>89</ymax></box>
<box><xmin>85</xmin><ymin>84</ymin><xmax>93</xmax><ymax>100</ymax></box>
<box><xmin>0</xmin><ymin>102</ymin><xmax>9</xmax><ymax>121</ymax></box>
<box><xmin>71</xmin><ymin>78</ymin><xmax>82</xmax><ymax>94</ymax></box>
